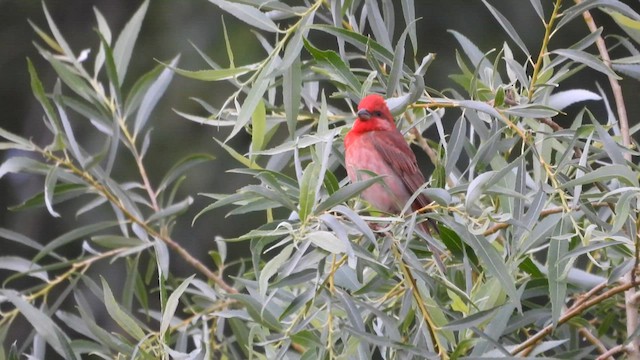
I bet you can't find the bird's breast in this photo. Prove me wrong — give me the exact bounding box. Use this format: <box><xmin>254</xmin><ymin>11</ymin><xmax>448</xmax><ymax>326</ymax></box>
<box><xmin>345</xmin><ymin>134</ymin><xmax>411</xmax><ymax>213</ymax></box>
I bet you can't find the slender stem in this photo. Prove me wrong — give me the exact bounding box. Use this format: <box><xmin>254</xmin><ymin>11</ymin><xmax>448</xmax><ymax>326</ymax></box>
<box><xmin>512</xmin><ymin>279</ymin><xmax>640</xmax><ymax>355</ymax></box>
<box><xmin>392</xmin><ymin>241</ymin><xmax>445</xmax><ymax>359</ymax></box>
<box><xmin>574</xmin><ymin>2</ymin><xmax>638</xmax><ymax>358</ymax></box>
<box><xmin>528</xmin><ymin>0</ymin><xmax>563</xmax><ymax>101</ymax></box>
<box><xmin>597</xmin><ymin>345</ymin><xmax>627</xmax><ymax>360</ymax></box>
<box><xmin>41</xmin><ymin>149</ymin><xmax>237</xmax><ymax>294</ymax></box>
<box><xmin>579</xmin><ymin>327</ymin><xmax>612</xmax><ymax>359</ymax></box>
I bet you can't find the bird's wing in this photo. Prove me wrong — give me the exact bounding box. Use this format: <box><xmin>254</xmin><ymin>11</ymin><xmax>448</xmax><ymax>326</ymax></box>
<box><xmin>369</xmin><ymin>131</ymin><xmax>432</xmax><ymax>211</ymax></box>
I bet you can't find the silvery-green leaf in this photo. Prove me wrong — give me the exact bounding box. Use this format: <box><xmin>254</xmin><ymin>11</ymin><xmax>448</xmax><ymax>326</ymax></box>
<box><xmin>160</xmin><ymin>275</ymin><xmax>194</xmax><ymax>335</ymax></box>
<box><xmin>134</xmin><ymin>56</ymin><xmax>179</xmax><ymax>137</ymax></box>
<box><xmin>482</xmin><ymin>0</ymin><xmax>530</xmax><ymax>57</ymax></box>
<box><xmin>552</xmin><ymin>48</ymin><xmax>621</xmax><ymax>79</ymax></box>
<box><xmin>113</xmin><ymin>0</ymin><xmax>149</xmax><ymax>83</ymax></box>
<box><xmin>208</xmin><ymin>0</ymin><xmax>279</xmax><ymax>33</ymax></box>
<box><xmin>307</xmin><ymin>230</ymin><xmax>347</xmax><ymax>254</ymax></box>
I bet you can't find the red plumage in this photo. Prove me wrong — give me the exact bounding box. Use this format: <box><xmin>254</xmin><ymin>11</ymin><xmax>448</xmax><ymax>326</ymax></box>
<box><xmin>344</xmin><ymin>94</ymin><xmax>443</xmax><ymax>270</ymax></box>
<box><xmin>344</xmin><ymin>94</ymin><xmax>433</xmax><ymax>218</ymax></box>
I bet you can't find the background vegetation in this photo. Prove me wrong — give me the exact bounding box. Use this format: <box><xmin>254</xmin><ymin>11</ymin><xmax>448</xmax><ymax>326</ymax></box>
<box><xmin>1</xmin><ymin>0</ymin><xmax>640</xmax><ymax>358</ymax></box>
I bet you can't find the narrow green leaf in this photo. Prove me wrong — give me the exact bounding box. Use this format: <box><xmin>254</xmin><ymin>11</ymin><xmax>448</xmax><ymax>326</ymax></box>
<box><xmin>303</xmin><ymin>38</ymin><xmax>360</xmax><ymax>92</ymax></box>
<box><xmin>0</xmin><ymin>257</ymin><xmax>48</xmax><ymax>282</ymax></box>
<box><xmin>310</xmin><ymin>24</ymin><xmax>394</xmax><ymax>63</ymax></box>
<box><xmin>96</xmin><ymin>31</ymin><xmax>122</xmax><ymax>106</ymax></box>
<box><xmin>157</xmin><ymin>154</ymin><xmax>215</xmax><ymax>193</ymax></box>
<box><xmin>281</xmin><ymin>9</ymin><xmax>315</xmax><ymax>71</ymax></box>
<box><xmin>125</xmin><ymin>64</ymin><xmax>164</xmax><ymax>116</ymax></box>
<box><xmin>43</xmin><ymin>53</ymin><xmax>95</xmax><ymax>103</ymax></box>
<box><xmin>482</xmin><ymin>0</ymin><xmax>530</xmax><ymax>57</ymax></box>
<box><xmin>174</xmin><ymin>109</ymin><xmax>235</xmax><ymax>126</ymax></box>
<box><xmin>259</xmin><ymin>244</ymin><xmax>293</xmax><ymax>298</ymax></box>
<box><xmin>35</xmin><ymin>221</ymin><xmax>121</xmax><ymax>263</ymax></box>
<box><xmin>401</xmin><ymin>0</ymin><xmax>417</xmax><ymax>54</ymax></box>
<box><xmin>250</xmin><ymin>98</ymin><xmax>266</xmax><ymax>160</ymax></box>
<box><xmin>42</xmin><ymin>2</ymin><xmax>74</xmax><ymax>56</ymax></box>
<box><xmin>213</xmin><ymin>137</ymin><xmax>261</xmax><ymax>169</ymax></box>
<box><xmin>558</xmin><ymin>0</ymin><xmax>640</xmax><ymax>30</ymax></box>
<box><xmin>560</xmin><ymin>164</ymin><xmax>638</xmax><ymax>188</ymax></box>
<box><xmin>207</xmin><ymin>0</ymin><xmax>279</xmax><ymax>33</ymax></box>
<box><xmin>134</xmin><ymin>55</ymin><xmax>179</xmax><ymax>137</ymax></box>
<box><xmin>446</xmin><ymin>116</ymin><xmax>466</xmax><ymax>176</ymax></box>
<box><xmin>166</xmin><ymin>64</ymin><xmax>254</xmax><ymax>81</ymax></box>
<box><xmin>314</xmin><ymin>176</ymin><xmax>383</xmax><ymax>214</ymax></box>
<box><xmin>307</xmin><ymin>231</ymin><xmax>347</xmax><ymax>254</ymax></box>
<box><xmin>528</xmin><ymin>0</ymin><xmax>544</xmax><ymax>20</ymax></box>
<box><xmin>113</xmin><ymin>0</ymin><xmax>149</xmax><ymax>83</ymax></box>
<box><xmin>364</xmin><ymin>0</ymin><xmax>392</xmax><ymax>51</ymax></box>
<box><xmin>54</xmin><ymin>95</ymin><xmax>85</xmax><ymax>164</ymax></box>
<box><xmin>442</xmin><ymin>307</ymin><xmax>498</xmax><ymax>331</ymax></box>
<box><xmin>29</xmin><ymin>20</ymin><xmax>63</xmax><ymax>54</ymax></box>
<box><xmin>227</xmin><ymin>294</ymin><xmax>283</xmax><ymax>331</ymax></box>
<box><xmin>43</xmin><ymin>166</ymin><xmax>61</xmax><ymax>218</ymax></box>
<box><xmin>548</xmin><ymin>231</ymin><xmax>569</xmax><ymax>327</ymax></box>
<box><xmin>504</xmin><ymin>104</ymin><xmax>559</xmax><ymax>118</ymax></box>
<box><xmin>227</xmin><ymin>58</ymin><xmax>276</xmax><ymax>141</ymax></box>
<box><xmin>283</xmin><ymin>55</ymin><xmax>301</xmax><ymax>139</ymax></box>
<box><xmin>93</xmin><ymin>7</ymin><xmax>112</xmax><ymax>76</ymax></box>
<box><xmin>2</xmin><ymin>290</ymin><xmax>77</xmax><ymax>359</ymax></box>
<box><xmin>299</xmin><ymin>162</ymin><xmax>320</xmax><ymax>222</ymax></box>
<box><xmin>445</xmin><ymin>220</ymin><xmax>519</xmax><ymax>310</ymax></box>
<box><xmin>594</xmin><ymin>120</ymin><xmax>626</xmax><ymax>166</ymax></box>
<box><xmin>387</xmin><ymin>21</ymin><xmax>416</xmax><ymax>97</ymax></box>
<box><xmin>552</xmin><ymin>48</ymin><xmax>621</xmax><ymax>79</ymax></box>
<box><xmin>0</xmin><ymin>128</ymin><xmax>34</xmax><ymax>151</ymax></box>
<box><xmin>221</xmin><ymin>16</ymin><xmax>235</xmax><ymax>68</ymax></box>
<box><xmin>9</xmin><ymin>184</ymin><xmax>85</xmax><ymax>211</ymax></box>
<box><xmin>0</xmin><ymin>156</ymin><xmax>50</xmax><ymax>180</ymax></box>
<box><xmin>245</xmin><ymin>185</ymin><xmax>296</xmax><ymax>211</ymax></box>
<box><xmin>27</xmin><ymin>58</ymin><xmax>61</xmax><ymax>133</ymax></box>
<box><xmin>146</xmin><ymin>197</ymin><xmax>193</xmax><ymax>223</ymax></box>
<box><xmin>101</xmin><ymin>277</ymin><xmax>146</xmax><ymax>340</ymax></box>
<box><xmin>91</xmin><ymin>235</ymin><xmax>145</xmax><ymax>249</ymax></box>
<box><xmin>160</xmin><ymin>275</ymin><xmax>194</xmax><ymax>335</ymax></box>
<box><xmin>605</xmin><ymin>9</ymin><xmax>640</xmax><ymax>44</ymax></box>
<box><xmin>449</xmin><ymin>30</ymin><xmax>492</xmax><ymax>71</ymax></box>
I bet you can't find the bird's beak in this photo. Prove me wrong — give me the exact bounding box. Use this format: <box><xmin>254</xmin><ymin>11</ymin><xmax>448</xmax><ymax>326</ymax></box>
<box><xmin>357</xmin><ymin>109</ymin><xmax>371</xmax><ymax>120</ymax></box>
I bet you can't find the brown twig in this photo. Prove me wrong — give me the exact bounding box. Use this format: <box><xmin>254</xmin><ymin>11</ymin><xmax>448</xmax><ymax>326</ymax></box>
<box><xmin>482</xmin><ymin>203</ymin><xmax>610</xmax><ymax>236</ymax></box>
<box><xmin>579</xmin><ymin>327</ymin><xmax>612</xmax><ymax>359</ymax></box>
<box><xmin>540</xmin><ymin>117</ymin><xmax>563</xmax><ymax>132</ymax></box>
<box><xmin>512</xmin><ymin>279</ymin><xmax>640</xmax><ymax>356</ymax></box>
<box><xmin>575</xmin><ymin>2</ymin><xmax>638</xmax><ymax>358</ymax></box>
<box><xmin>597</xmin><ymin>345</ymin><xmax>627</xmax><ymax>360</ymax></box>
<box><xmin>41</xmin><ymin>150</ymin><xmax>238</xmax><ymax>294</ymax></box>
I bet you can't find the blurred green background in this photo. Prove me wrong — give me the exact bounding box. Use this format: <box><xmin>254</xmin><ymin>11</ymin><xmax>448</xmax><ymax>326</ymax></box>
<box><xmin>0</xmin><ymin>1</ymin><xmax>638</xmax><ymax>346</ymax></box>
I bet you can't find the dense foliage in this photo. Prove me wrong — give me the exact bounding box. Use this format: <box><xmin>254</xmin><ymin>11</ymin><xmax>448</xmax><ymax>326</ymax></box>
<box><xmin>2</xmin><ymin>0</ymin><xmax>640</xmax><ymax>358</ymax></box>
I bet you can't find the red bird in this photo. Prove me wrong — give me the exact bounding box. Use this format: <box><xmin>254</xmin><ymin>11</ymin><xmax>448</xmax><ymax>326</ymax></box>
<box><xmin>344</xmin><ymin>94</ymin><xmax>433</xmax><ymax>222</ymax></box>
<box><xmin>344</xmin><ymin>95</ymin><xmax>444</xmax><ymax>270</ymax></box>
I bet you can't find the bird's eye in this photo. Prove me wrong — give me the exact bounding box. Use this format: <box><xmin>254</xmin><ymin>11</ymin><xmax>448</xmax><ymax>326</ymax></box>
<box><xmin>373</xmin><ymin>110</ymin><xmax>383</xmax><ymax>117</ymax></box>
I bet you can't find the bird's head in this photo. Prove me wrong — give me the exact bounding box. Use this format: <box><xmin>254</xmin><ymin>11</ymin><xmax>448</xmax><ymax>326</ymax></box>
<box><xmin>352</xmin><ymin>94</ymin><xmax>397</xmax><ymax>133</ymax></box>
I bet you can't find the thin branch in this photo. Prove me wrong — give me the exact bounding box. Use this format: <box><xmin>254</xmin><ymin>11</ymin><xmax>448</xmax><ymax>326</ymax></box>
<box><xmin>574</xmin><ymin>2</ymin><xmax>638</xmax><ymax>358</ymax></box>
<box><xmin>512</xmin><ymin>279</ymin><xmax>640</xmax><ymax>356</ymax></box>
<box><xmin>579</xmin><ymin>327</ymin><xmax>612</xmax><ymax>359</ymax></box>
<box><xmin>482</xmin><ymin>203</ymin><xmax>610</xmax><ymax>236</ymax></box>
<box><xmin>597</xmin><ymin>345</ymin><xmax>627</xmax><ymax>360</ymax></box>
<box><xmin>41</xmin><ymin>150</ymin><xmax>237</xmax><ymax>294</ymax></box>
<box><xmin>528</xmin><ymin>0</ymin><xmax>563</xmax><ymax>101</ymax></box>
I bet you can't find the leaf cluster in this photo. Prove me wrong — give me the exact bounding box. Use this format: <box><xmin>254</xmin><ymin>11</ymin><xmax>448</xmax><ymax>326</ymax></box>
<box><xmin>2</xmin><ymin>0</ymin><xmax>640</xmax><ymax>359</ymax></box>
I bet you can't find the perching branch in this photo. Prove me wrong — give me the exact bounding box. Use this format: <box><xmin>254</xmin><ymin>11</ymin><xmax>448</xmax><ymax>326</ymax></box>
<box><xmin>574</xmin><ymin>2</ymin><xmax>638</xmax><ymax>358</ymax></box>
<box><xmin>512</xmin><ymin>279</ymin><xmax>640</xmax><ymax>356</ymax></box>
